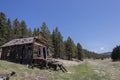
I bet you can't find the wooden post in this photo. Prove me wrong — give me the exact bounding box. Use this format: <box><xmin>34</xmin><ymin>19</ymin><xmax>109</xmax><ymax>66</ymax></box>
<box><xmin>32</xmin><ymin>38</ymin><xmax>35</xmax><ymax>65</ymax></box>
<box><xmin>0</xmin><ymin>48</ymin><xmax>2</xmax><ymax>59</ymax></box>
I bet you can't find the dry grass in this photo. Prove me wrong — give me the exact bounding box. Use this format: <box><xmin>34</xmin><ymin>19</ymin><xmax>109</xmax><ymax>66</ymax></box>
<box><xmin>55</xmin><ymin>59</ymin><xmax>83</xmax><ymax>66</ymax></box>
<box><xmin>0</xmin><ymin>60</ymin><xmax>50</xmax><ymax>80</ymax></box>
<box><xmin>0</xmin><ymin>59</ymin><xmax>119</xmax><ymax>80</ymax></box>
<box><xmin>87</xmin><ymin>59</ymin><xmax>120</xmax><ymax>80</ymax></box>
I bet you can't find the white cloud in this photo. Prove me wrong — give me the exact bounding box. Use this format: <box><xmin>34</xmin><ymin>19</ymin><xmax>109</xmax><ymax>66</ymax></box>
<box><xmin>100</xmin><ymin>47</ymin><xmax>104</xmax><ymax>50</ymax></box>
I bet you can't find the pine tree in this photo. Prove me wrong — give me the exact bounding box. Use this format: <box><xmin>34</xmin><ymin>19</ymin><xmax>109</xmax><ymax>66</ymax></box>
<box><xmin>52</xmin><ymin>28</ymin><xmax>59</xmax><ymax>58</ymax></box>
<box><xmin>0</xmin><ymin>12</ymin><xmax>7</xmax><ymax>45</ymax></box>
<box><xmin>13</xmin><ymin>18</ymin><xmax>21</xmax><ymax>38</ymax></box>
<box><xmin>40</xmin><ymin>22</ymin><xmax>51</xmax><ymax>44</ymax></box>
<box><xmin>52</xmin><ymin>29</ymin><xmax>56</xmax><ymax>55</ymax></box>
<box><xmin>6</xmin><ymin>18</ymin><xmax>13</xmax><ymax>41</ymax></box>
<box><xmin>65</xmin><ymin>36</ymin><xmax>75</xmax><ymax>60</ymax></box>
<box><xmin>20</xmin><ymin>20</ymin><xmax>28</xmax><ymax>38</ymax></box>
<box><xmin>40</xmin><ymin>22</ymin><xmax>53</xmax><ymax>55</ymax></box>
<box><xmin>33</xmin><ymin>28</ymin><xmax>37</xmax><ymax>36</ymax></box>
<box><xmin>57</xmin><ymin>31</ymin><xmax>65</xmax><ymax>59</ymax></box>
<box><xmin>52</xmin><ymin>27</ymin><xmax>65</xmax><ymax>58</ymax></box>
<box><xmin>36</xmin><ymin>28</ymin><xmax>40</xmax><ymax>36</ymax></box>
<box><xmin>28</xmin><ymin>28</ymin><xmax>33</xmax><ymax>37</ymax></box>
<box><xmin>77</xmin><ymin>43</ymin><xmax>83</xmax><ymax>60</ymax></box>
<box><xmin>111</xmin><ymin>46</ymin><xmax>120</xmax><ymax>61</ymax></box>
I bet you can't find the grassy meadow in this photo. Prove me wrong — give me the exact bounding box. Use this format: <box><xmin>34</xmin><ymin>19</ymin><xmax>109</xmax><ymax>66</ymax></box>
<box><xmin>0</xmin><ymin>59</ymin><xmax>118</xmax><ymax>80</ymax></box>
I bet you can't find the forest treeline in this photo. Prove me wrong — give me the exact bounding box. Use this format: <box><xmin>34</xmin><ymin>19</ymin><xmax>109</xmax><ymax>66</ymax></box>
<box><xmin>0</xmin><ymin>12</ymin><xmax>109</xmax><ymax>60</ymax></box>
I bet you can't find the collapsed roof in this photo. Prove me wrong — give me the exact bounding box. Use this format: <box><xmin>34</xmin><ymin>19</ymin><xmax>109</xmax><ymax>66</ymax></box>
<box><xmin>1</xmin><ymin>37</ymin><xmax>35</xmax><ymax>48</ymax></box>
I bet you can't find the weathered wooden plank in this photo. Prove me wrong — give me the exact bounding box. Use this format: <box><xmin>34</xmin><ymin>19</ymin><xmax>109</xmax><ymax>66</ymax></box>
<box><xmin>34</xmin><ymin>42</ymin><xmax>46</xmax><ymax>47</ymax></box>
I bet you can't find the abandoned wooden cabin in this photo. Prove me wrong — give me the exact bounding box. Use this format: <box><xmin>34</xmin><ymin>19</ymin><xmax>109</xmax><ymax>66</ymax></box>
<box><xmin>0</xmin><ymin>33</ymin><xmax>50</xmax><ymax>65</ymax></box>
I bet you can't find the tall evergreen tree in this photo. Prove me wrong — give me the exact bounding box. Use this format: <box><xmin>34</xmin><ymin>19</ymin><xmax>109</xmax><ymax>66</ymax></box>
<box><xmin>52</xmin><ymin>27</ymin><xmax>65</xmax><ymax>58</ymax></box>
<box><xmin>77</xmin><ymin>43</ymin><xmax>83</xmax><ymax>60</ymax></box>
<box><xmin>40</xmin><ymin>22</ymin><xmax>50</xmax><ymax>34</ymax></box>
<box><xmin>52</xmin><ymin>28</ymin><xmax>59</xmax><ymax>58</ymax></box>
<box><xmin>37</xmin><ymin>28</ymin><xmax>40</xmax><ymax>34</ymax></box>
<box><xmin>40</xmin><ymin>22</ymin><xmax>53</xmax><ymax>55</ymax></box>
<box><xmin>52</xmin><ymin>29</ymin><xmax>56</xmax><ymax>55</ymax></box>
<box><xmin>13</xmin><ymin>18</ymin><xmax>21</xmax><ymax>38</ymax></box>
<box><xmin>33</xmin><ymin>28</ymin><xmax>38</xmax><ymax>36</ymax></box>
<box><xmin>20</xmin><ymin>20</ymin><xmax>28</xmax><ymax>38</ymax></box>
<box><xmin>111</xmin><ymin>46</ymin><xmax>120</xmax><ymax>61</ymax></box>
<box><xmin>58</xmin><ymin>32</ymin><xmax>65</xmax><ymax>59</ymax></box>
<box><xmin>40</xmin><ymin>22</ymin><xmax>51</xmax><ymax>44</ymax></box>
<box><xmin>0</xmin><ymin>12</ymin><xmax>8</xmax><ymax>45</ymax></box>
<box><xmin>6</xmin><ymin>18</ymin><xmax>13</xmax><ymax>41</ymax></box>
<box><xmin>65</xmin><ymin>36</ymin><xmax>75</xmax><ymax>60</ymax></box>
<box><xmin>28</xmin><ymin>28</ymin><xmax>33</xmax><ymax>37</ymax></box>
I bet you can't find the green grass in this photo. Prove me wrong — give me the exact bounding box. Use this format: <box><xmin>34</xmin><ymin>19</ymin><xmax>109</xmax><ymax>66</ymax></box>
<box><xmin>0</xmin><ymin>60</ymin><xmax>111</xmax><ymax>80</ymax></box>
<box><xmin>50</xmin><ymin>62</ymin><xmax>111</xmax><ymax>80</ymax></box>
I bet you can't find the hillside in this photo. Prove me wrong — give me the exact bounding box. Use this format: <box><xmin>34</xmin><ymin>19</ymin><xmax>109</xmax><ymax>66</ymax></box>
<box><xmin>102</xmin><ymin>52</ymin><xmax>111</xmax><ymax>55</ymax></box>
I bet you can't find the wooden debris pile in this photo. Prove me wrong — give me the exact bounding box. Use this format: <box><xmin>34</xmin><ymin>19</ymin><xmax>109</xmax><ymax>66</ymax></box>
<box><xmin>0</xmin><ymin>71</ymin><xmax>16</xmax><ymax>80</ymax></box>
<box><xmin>47</xmin><ymin>59</ymin><xmax>68</xmax><ymax>72</ymax></box>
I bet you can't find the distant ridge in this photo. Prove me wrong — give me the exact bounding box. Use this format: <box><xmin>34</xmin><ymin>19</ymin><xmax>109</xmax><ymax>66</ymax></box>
<box><xmin>102</xmin><ymin>52</ymin><xmax>111</xmax><ymax>55</ymax></box>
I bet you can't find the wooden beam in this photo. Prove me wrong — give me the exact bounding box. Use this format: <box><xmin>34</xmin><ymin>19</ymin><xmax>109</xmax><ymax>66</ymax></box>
<box><xmin>34</xmin><ymin>42</ymin><xmax>46</xmax><ymax>47</ymax></box>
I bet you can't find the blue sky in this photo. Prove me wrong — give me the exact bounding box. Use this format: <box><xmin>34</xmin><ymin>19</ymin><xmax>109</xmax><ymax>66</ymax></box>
<box><xmin>0</xmin><ymin>0</ymin><xmax>120</xmax><ymax>53</ymax></box>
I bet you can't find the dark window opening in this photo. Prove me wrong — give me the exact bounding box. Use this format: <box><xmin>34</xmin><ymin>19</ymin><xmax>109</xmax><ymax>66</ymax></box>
<box><xmin>38</xmin><ymin>46</ymin><xmax>41</xmax><ymax>56</ymax></box>
<box><xmin>47</xmin><ymin>48</ymin><xmax>50</xmax><ymax>56</ymax></box>
<box><xmin>43</xmin><ymin>48</ymin><xmax>46</xmax><ymax>59</ymax></box>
